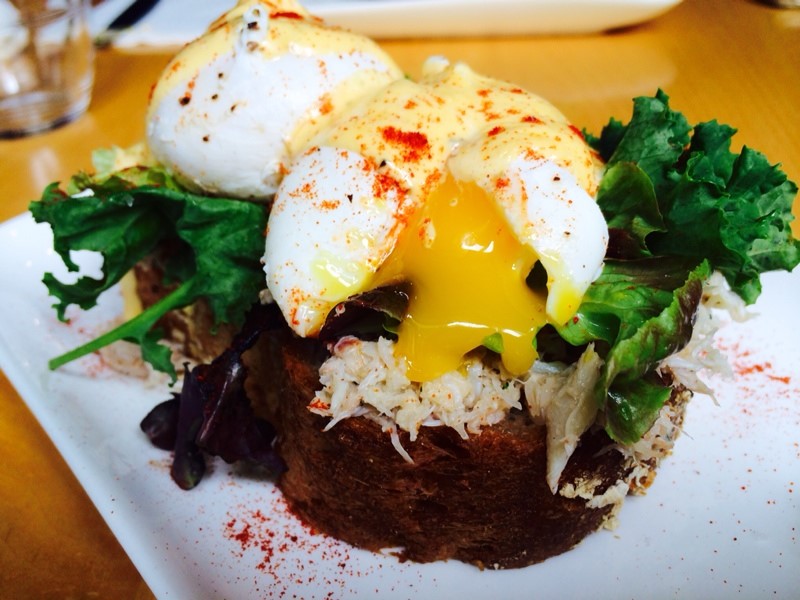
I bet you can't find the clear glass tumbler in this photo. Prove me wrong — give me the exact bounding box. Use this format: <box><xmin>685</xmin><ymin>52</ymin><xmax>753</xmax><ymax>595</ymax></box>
<box><xmin>0</xmin><ymin>0</ymin><xmax>94</xmax><ymax>138</ymax></box>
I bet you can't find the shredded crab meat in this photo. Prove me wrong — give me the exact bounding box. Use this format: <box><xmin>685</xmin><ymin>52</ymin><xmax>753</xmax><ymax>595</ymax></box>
<box><xmin>311</xmin><ymin>336</ymin><xmax>522</xmax><ymax>447</ymax></box>
<box><xmin>659</xmin><ymin>271</ymin><xmax>739</xmax><ymax>402</ymax></box>
<box><xmin>525</xmin><ymin>345</ymin><xmax>602</xmax><ymax>493</ymax></box>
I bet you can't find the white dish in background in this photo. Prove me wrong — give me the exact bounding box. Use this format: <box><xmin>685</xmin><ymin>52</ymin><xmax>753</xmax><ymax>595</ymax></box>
<box><xmin>0</xmin><ymin>210</ymin><xmax>797</xmax><ymax>599</ymax></box>
<box><xmin>312</xmin><ymin>0</ymin><xmax>684</xmax><ymax>38</ymax></box>
<box><xmin>89</xmin><ymin>0</ymin><xmax>684</xmax><ymax>46</ymax></box>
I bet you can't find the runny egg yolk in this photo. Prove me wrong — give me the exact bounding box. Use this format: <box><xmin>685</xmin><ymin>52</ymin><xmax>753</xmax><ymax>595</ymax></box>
<box><xmin>374</xmin><ymin>174</ymin><xmax>547</xmax><ymax>382</ymax></box>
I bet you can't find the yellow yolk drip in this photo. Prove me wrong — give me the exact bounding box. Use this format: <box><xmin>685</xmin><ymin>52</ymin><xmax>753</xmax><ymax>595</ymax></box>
<box><xmin>375</xmin><ymin>175</ymin><xmax>547</xmax><ymax>382</ymax></box>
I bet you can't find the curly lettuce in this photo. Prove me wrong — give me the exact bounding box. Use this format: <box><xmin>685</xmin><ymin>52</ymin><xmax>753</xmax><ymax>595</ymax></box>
<box><xmin>579</xmin><ymin>90</ymin><xmax>799</xmax><ymax>442</ymax></box>
<box><xmin>590</xmin><ymin>90</ymin><xmax>799</xmax><ymax>301</ymax></box>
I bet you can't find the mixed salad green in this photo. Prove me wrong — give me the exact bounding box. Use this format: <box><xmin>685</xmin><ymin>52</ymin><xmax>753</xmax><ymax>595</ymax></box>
<box><xmin>30</xmin><ymin>167</ymin><xmax>268</xmax><ymax>380</ymax></box>
<box><xmin>30</xmin><ymin>91</ymin><xmax>799</xmax><ymax>456</ymax></box>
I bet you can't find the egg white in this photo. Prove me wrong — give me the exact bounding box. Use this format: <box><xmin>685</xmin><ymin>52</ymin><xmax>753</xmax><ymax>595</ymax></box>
<box><xmin>264</xmin><ymin>145</ymin><xmax>411</xmax><ymax>336</ymax></box>
<box><xmin>146</xmin><ymin>0</ymin><xmax>402</xmax><ymax>199</ymax></box>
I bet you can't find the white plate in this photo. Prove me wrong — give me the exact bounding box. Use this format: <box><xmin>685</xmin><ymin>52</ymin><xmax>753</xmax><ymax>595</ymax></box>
<box><xmin>312</xmin><ymin>0</ymin><xmax>685</xmax><ymax>38</ymax></box>
<box><xmin>0</xmin><ymin>211</ymin><xmax>797</xmax><ymax>599</ymax></box>
<box><xmin>90</xmin><ymin>0</ymin><xmax>684</xmax><ymax>46</ymax></box>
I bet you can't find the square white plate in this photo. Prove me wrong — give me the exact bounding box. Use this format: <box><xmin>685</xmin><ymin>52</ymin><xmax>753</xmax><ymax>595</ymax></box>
<box><xmin>0</xmin><ymin>211</ymin><xmax>797</xmax><ymax>599</ymax></box>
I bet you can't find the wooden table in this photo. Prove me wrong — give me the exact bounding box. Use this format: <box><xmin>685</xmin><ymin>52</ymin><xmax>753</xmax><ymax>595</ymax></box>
<box><xmin>1</xmin><ymin>0</ymin><xmax>797</xmax><ymax>596</ymax></box>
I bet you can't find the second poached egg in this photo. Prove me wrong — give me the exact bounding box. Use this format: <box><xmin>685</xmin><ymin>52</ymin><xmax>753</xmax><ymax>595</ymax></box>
<box><xmin>263</xmin><ymin>57</ymin><xmax>608</xmax><ymax>380</ymax></box>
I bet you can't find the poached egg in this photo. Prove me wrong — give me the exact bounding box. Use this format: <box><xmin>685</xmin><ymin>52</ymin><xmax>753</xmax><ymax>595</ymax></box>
<box><xmin>146</xmin><ymin>0</ymin><xmax>402</xmax><ymax>199</ymax></box>
<box><xmin>146</xmin><ymin>0</ymin><xmax>609</xmax><ymax>382</ymax></box>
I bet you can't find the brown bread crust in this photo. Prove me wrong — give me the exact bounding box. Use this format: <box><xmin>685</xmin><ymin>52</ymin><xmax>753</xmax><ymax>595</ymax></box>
<box><xmin>244</xmin><ymin>329</ymin><xmax>646</xmax><ymax>569</ymax></box>
<box><xmin>135</xmin><ymin>261</ymin><xmax>685</xmax><ymax>568</ymax></box>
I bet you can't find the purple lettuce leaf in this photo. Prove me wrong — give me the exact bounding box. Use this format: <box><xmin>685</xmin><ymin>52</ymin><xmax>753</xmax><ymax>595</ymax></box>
<box><xmin>141</xmin><ymin>303</ymin><xmax>286</xmax><ymax>490</ymax></box>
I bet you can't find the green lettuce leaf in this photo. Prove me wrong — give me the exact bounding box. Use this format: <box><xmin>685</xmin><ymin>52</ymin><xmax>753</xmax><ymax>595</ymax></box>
<box><xmin>582</xmin><ymin>90</ymin><xmax>798</xmax><ymax>441</ymax></box>
<box><xmin>558</xmin><ymin>257</ymin><xmax>703</xmax><ymax>346</ymax></box>
<box><xmin>589</xmin><ymin>89</ymin><xmax>692</xmax><ymax>199</ymax></box>
<box><xmin>604</xmin><ymin>378</ymin><xmax>673</xmax><ymax>446</ymax></box>
<box><xmin>649</xmin><ymin>139</ymin><xmax>799</xmax><ymax>303</ymax></box>
<box><xmin>590</xmin><ymin>90</ymin><xmax>800</xmax><ymax>302</ymax></box>
<box><xmin>598</xmin><ymin>261</ymin><xmax>709</xmax><ymax>442</ymax></box>
<box><xmin>560</xmin><ymin>259</ymin><xmax>709</xmax><ymax>444</ymax></box>
<box><xmin>596</xmin><ymin>162</ymin><xmax>665</xmax><ymax>258</ymax></box>
<box><xmin>29</xmin><ymin>167</ymin><xmax>267</xmax><ymax>380</ymax></box>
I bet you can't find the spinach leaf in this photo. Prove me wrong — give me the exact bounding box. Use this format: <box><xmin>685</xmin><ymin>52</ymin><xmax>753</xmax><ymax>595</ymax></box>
<box><xmin>30</xmin><ymin>167</ymin><xmax>267</xmax><ymax>380</ymax></box>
